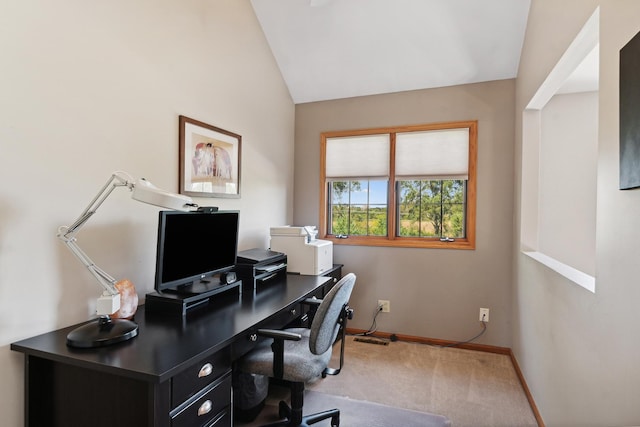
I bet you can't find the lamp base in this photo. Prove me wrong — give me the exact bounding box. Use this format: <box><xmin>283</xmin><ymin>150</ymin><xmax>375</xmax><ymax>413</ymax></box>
<box><xmin>66</xmin><ymin>316</ymin><xmax>138</xmax><ymax>348</ymax></box>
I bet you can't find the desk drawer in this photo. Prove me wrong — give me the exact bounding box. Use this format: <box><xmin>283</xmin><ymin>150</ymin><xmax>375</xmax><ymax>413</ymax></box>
<box><xmin>172</xmin><ymin>349</ymin><xmax>231</xmax><ymax>407</ymax></box>
<box><xmin>171</xmin><ymin>372</ymin><xmax>231</xmax><ymax>427</ymax></box>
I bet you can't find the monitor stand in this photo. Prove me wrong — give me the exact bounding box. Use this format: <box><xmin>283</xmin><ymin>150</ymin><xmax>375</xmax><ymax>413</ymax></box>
<box><xmin>166</xmin><ymin>277</ymin><xmax>229</xmax><ymax>296</ymax></box>
<box><xmin>145</xmin><ymin>278</ymin><xmax>241</xmax><ymax>315</ymax></box>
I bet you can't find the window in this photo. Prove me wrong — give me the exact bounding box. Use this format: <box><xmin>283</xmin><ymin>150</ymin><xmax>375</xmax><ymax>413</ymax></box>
<box><xmin>320</xmin><ymin>121</ymin><xmax>477</xmax><ymax>249</ymax></box>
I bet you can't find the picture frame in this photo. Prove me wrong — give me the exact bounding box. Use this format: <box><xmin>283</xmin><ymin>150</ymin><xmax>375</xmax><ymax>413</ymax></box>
<box><xmin>179</xmin><ymin>115</ymin><xmax>241</xmax><ymax>198</ymax></box>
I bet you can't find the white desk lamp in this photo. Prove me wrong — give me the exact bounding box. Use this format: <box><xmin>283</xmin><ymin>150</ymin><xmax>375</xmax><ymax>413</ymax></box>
<box><xmin>57</xmin><ymin>171</ymin><xmax>196</xmax><ymax>348</ymax></box>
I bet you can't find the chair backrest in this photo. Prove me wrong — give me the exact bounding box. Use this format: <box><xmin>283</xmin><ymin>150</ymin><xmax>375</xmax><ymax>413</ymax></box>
<box><xmin>309</xmin><ymin>273</ymin><xmax>356</xmax><ymax>355</ymax></box>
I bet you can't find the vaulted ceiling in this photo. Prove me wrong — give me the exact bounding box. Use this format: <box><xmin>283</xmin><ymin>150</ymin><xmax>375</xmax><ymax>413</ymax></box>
<box><xmin>250</xmin><ymin>0</ymin><xmax>532</xmax><ymax>104</ymax></box>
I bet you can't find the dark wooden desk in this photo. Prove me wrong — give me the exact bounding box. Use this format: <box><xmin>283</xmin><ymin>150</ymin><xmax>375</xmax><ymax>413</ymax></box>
<box><xmin>11</xmin><ymin>273</ymin><xmax>339</xmax><ymax>427</ymax></box>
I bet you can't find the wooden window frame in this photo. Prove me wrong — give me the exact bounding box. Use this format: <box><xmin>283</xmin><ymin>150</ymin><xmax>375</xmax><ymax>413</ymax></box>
<box><xmin>319</xmin><ymin>120</ymin><xmax>477</xmax><ymax>250</ymax></box>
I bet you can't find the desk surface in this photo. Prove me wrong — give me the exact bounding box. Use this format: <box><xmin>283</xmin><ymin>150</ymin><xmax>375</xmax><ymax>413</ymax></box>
<box><xmin>11</xmin><ymin>274</ymin><xmax>331</xmax><ymax>383</ymax></box>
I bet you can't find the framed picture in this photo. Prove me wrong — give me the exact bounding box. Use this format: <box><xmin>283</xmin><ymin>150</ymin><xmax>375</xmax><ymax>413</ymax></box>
<box><xmin>179</xmin><ymin>115</ymin><xmax>241</xmax><ymax>198</ymax></box>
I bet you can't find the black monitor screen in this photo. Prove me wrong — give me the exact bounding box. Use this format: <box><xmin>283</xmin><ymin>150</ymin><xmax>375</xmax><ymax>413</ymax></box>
<box><xmin>154</xmin><ymin>210</ymin><xmax>239</xmax><ymax>292</ymax></box>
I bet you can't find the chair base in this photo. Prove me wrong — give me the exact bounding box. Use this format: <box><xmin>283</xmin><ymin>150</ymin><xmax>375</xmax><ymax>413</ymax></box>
<box><xmin>260</xmin><ymin>400</ymin><xmax>340</xmax><ymax>427</ymax></box>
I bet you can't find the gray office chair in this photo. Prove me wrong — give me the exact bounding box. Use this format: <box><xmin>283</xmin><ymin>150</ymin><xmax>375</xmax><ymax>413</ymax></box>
<box><xmin>237</xmin><ymin>273</ymin><xmax>356</xmax><ymax>427</ymax></box>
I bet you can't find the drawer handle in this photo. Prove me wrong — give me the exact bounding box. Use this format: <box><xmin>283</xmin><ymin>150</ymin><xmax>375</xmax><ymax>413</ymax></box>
<box><xmin>290</xmin><ymin>308</ymin><xmax>297</xmax><ymax>316</ymax></box>
<box><xmin>198</xmin><ymin>363</ymin><xmax>213</xmax><ymax>378</ymax></box>
<box><xmin>249</xmin><ymin>333</ymin><xmax>257</xmax><ymax>342</ymax></box>
<box><xmin>198</xmin><ymin>399</ymin><xmax>213</xmax><ymax>416</ymax></box>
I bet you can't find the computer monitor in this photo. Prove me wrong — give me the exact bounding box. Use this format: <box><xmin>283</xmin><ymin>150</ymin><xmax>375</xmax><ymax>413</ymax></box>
<box><xmin>154</xmin><ymin>210</ymin><xmax>239</xmax><ymax>294</ymax></box>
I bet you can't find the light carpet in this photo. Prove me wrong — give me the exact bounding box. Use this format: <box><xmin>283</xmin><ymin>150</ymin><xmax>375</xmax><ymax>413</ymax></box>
<box><xmin>307</xmin><ymin>336</ymin><xmax>538</xmax><ymax>427</ymax></box>
<box><xmin>236</xmin><ymin>336</ymin><xmax>538</xmax><ymax>426</ymax></box>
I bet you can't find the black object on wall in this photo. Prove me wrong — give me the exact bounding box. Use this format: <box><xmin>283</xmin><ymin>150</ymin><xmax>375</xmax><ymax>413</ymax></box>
<box><xmin>620</xmin><ymin>30</ymin><xmax>640</xmax><ymax>189</ymax></box>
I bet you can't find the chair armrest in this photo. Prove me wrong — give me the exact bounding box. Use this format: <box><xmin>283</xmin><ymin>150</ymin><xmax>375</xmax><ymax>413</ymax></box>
<box><xmin>300</xmin><ymin>297</ymin><xmax>323</xmax><ymax>326</ymax></box>
<box><xmin>256</xmin><ymin>329</ymin><xmax>302</xmax><ymax>380</ymax></box>
<box><xmin>256</xmin><ymin>329</ymin><xmax>302</xmax><ymax>341</ymax></box>
<box><xmin>301</xmin><ymin>297</ymin><xmax>322</xmax><ymax>307</ymax></box>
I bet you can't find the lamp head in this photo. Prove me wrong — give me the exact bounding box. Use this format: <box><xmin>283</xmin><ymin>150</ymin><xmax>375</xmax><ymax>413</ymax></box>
<box><xmin>131</xmin><ymin>178</ymin><xmax>195</xmax><ymax>211</ymax></box>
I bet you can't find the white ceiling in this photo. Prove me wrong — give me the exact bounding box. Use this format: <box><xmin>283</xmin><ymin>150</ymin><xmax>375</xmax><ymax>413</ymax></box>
<box><xmin>250</xmin><ymin>0</ymin><xmax>532</xmax><ymax>104</ymax></box>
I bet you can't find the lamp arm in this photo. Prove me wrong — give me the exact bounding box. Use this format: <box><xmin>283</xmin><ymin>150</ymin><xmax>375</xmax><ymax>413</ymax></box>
<box><xmin>57</xmin><ymin>172</ymin><xmax>135</xmax><ymax>302</ymax></box>
<box><xmin>63</xmin><ymin>237</ymin><xmax>118</xmax><ymax>296</ymax></box>
<box><xmin>63</xmin><ymin>172</ymin><xmax>133</xmax><ymax>237</ymax></box>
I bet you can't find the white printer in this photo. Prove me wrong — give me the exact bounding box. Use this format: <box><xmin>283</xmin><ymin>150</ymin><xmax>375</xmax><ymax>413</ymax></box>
<box><xmin>269</xmin><ymin>226</ymin><xmax>333</xmax><ymax>275</ymax></box>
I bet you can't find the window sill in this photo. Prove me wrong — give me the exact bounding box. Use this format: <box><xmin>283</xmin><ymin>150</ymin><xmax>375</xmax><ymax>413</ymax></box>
<box><xmin>522</xmin><ymin>250</ymin><xmax>595</xmax><ymax>293</ymax></box>
<box><xmin>324</xmin><ymin>235</ymin><xmax>475</xmax><ymax>250</ymax></box>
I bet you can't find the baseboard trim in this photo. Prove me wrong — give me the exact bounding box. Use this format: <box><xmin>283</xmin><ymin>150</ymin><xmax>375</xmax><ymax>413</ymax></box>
<box><xmin>507</xmin><ymin>348</ymin><xmax>546</xmax><ymax>427</ymax></box>
<box><xmin>346</xmin><ymin>328</ymin><xmax>510</xmax><ymax>354</ymax></box>
<box><xmin>346</xmin><ymin>328</ymin><xmax>545</xmax><ymax>427</ymax></box>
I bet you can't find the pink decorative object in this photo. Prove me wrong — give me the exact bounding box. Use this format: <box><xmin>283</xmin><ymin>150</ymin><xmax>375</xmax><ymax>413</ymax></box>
<box><xmin>112</xmin><ymin>279</ymin><xmax>138</xmax><ymax>319</ymax></box>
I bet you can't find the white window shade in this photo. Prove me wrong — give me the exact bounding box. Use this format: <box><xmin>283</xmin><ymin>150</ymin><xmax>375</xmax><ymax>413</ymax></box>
<box><xmin>396</xmin><ymin>128</ymin><xmax>469</xmax><ymax>180</ymax></box>
<box><xmin>325</xmin><ymin>134</ymin><xmax>390</xmax><ymax>179</ymax></box>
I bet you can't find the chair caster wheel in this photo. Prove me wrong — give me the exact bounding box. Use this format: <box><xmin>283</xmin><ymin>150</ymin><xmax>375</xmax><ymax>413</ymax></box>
<box><xmin>278</xmin><ymin>400</ymin><xmax>290</xmax><ymax>419</ymax></box>
<box><xmin>331</xmin><ymin>415</ymin><xmax>340</xmax><ymax>426</ymax></box>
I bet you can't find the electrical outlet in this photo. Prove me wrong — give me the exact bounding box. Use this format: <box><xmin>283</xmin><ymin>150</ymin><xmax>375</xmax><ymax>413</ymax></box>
<box><xmin>378</xmin><ymin>300</ymin><xmax>390</xmax><ymax>313</ymax></box>
<box><xmin>479</xmin><ymin>308</ymin><xmax>490</xmax><ymax>322</ymax></box>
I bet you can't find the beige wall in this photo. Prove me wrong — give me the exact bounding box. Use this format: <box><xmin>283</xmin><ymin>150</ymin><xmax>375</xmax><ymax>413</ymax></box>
<box><xmin>294</xmin><ymin>80</ymin><xmax>515</xmax><ymax>346</ymax></box>
<box><xmin>514</xmin><ymin>1</ymin><xmax>640</xmax><ymax>425</ymax></box>
<box><xmin>0</xmin><ymin>1</ymin><xmax>294</xmax><ymax>425</ymax></box>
